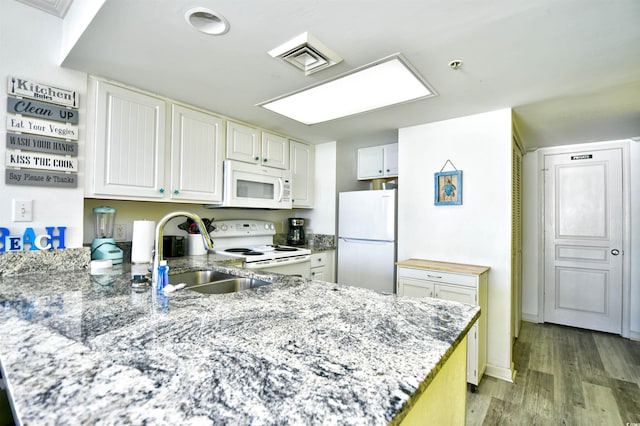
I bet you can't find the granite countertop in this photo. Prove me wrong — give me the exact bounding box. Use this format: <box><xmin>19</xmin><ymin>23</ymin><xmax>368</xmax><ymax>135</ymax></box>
<box><xmin>0</xmin><ymin>254</ymin><xmax>479</xmax><ymax>425</ymax></box>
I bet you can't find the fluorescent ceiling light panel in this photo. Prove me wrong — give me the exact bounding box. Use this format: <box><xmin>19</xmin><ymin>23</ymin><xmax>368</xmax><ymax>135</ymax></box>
<box><xmin>259</xmin><ymin>55</ymin><xmax>436</xmax><ymax>124</ymax></box>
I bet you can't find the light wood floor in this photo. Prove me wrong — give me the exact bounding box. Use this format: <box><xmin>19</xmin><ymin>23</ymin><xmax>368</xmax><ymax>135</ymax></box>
<box><xmin>466</xmin><ymin>321</ymin><xmax>640</xmax><ymax>425</ymax></box>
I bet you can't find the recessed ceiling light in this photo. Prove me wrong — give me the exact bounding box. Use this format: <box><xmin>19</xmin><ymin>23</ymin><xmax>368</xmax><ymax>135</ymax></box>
<box><xmin>449</xmin><ymin>60</ymin><xmax>463</xmax><ymax>70</ymax></box>
<box><xmin>258</xmin><ymin>54</ymin><xmax>436</xmax><ymax>125</ymax></box>
<box><xmin>185</xmin><ymin>7</ymin><xmax>229</xmax><ymax>35</ymax></box>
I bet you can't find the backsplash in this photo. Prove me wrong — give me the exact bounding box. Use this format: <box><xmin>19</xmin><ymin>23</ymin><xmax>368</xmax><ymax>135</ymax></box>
<box><xmin>274</xmin><ymin>233</ymin><xmax>336</xmax><ymax>250</ymax></box>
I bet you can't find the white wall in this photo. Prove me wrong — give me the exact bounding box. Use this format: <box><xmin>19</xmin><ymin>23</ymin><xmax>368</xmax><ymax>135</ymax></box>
<box><xmin>522</xmin><ymin>139</ymin><xmax>640</xmax><ymax>339</ymax></box>
<box><xmin>1</xmin><ymin>2</ymin><xmax>87</xmax><ymax>248</ymax></box>
<box><xmin>398</xmin><ymin>108</ymin><xmax>514</xmax><ymax>380</ymax></box>
<box><xmin>297</xmin><ymin>141</ymin><xmax>337</xmax><ymax>235</ymax></box>
<box><xmin>631</xmin><ymin>141</ymin><xmax>640</xmax><ymax>338</ymax></box>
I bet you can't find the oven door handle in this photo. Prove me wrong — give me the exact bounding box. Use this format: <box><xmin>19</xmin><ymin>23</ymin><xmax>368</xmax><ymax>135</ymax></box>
<box><xmin>245</xmin><ymin>255</ymin><xmax>310</xmax><ymax>268</ymax></box>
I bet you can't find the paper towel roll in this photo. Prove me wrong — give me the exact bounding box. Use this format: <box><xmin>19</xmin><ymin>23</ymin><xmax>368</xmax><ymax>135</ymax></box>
<box><xmin>131</xmin><ymin>220</ymin><xmax>156</xmax><ymax>263</ymax></box>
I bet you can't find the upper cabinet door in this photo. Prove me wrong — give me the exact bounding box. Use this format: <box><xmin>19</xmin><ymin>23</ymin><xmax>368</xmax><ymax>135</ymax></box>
<box><xmin>383</xmin><ymin>143</ymin><xmax>398</xmax><ymax>176</ymax></box>
<box><xmin>170</xmin><ymin>105</ymin><xmax>224</xmax><ymax>203</ymax></box>
<box><xmin>261</xmin><ymin>131</ymin><xmax>289</xmax><ymax>169</ymax></box>
<box><xmin>93</xmin><ymin>80</ymin><xmax>166</xmax><ymax>198</ymax></box>
<box><xmin>226</xmin><ymin>121</ymin><xmax>260</xmax><ymax>164</ymax></box>
<box><xmin>357</xmin><ymin>145</ymin><xmax>385</xmax><ymax>179</ymax></box>
<box><xmin>290</xmin><ymin>140</ymin><xmax>314</xmax><ymax>208</ymax></box>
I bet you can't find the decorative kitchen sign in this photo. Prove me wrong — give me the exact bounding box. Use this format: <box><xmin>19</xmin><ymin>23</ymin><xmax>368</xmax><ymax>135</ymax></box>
<box><xmin>7</xmin><ymin>97</ymin><xmax>78</xmax><ymax>124</ymax></box>
<box><xmin>5</xmin><ymin>169</ymin><xmax>77</xmax><ymax>188</ymax></box>
<box><xmin>6</xmin><ymin>151</ymin><xmax>77</xmax><ymax>172</ymax></box>
<box><xmin>8</xmin><ymin>76</ymin><xmax>78</xmax><ymax>108</ymax></box>
<box><xmin>435</xmin><ymin>160</ymin><xmax>462</xmax><ymax>205</ymax></box>
<box><xmin>6</xmin><ymin>133</ymin><xmax>78</xmax><ymax>156</ymax></box>
<box><xmin>6</xmin><ymin>114</ymin><xmax>78</xmax><ymax>140</ymax></box>
<box><xmin>0</xmin><ymin>226</ymin><xmax>67</xmax><ymax>252</ymax></box>
<box><xmin>5</xmin><ymin>76</ymin><xmax>80</xmax><ymax>188</ymax></box>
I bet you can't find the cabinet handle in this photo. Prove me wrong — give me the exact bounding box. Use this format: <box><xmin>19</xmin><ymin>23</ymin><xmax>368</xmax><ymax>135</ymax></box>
<box><xmin>427</xmin><ymin>274</ymin><xmax>442</xmax><ymax>279</ymax></box>
<box><xmin>311</xmin><ymin>271</ymin><xmax>316</xmax><ymax>276</ymax></box>
<box><xmin>173</xmin><ymin>189</ymin><xmax>179</xmax><ymax>195</ymax></box>
<box><xmin>255</xmin><ymin>156</ymin><xmax>260</xmax><ymax>161</ymax></box>
<box><xmin>263</xmin><ymin>158</ymin><xmax>268</xmax><ymax>162</ymax></box>
<box><xmin>378</xmin><ymin>170</ymin><xmax>382</xmax><ymax>174</ymax></box>
<box><xmin>386</xmin><ymin>169</ymin><xmax>390</xmax><ymax>172</ymax></box>
<box><xmin>159</xmin><ymin>188</ymin><xmax>165</xmax><ymax>193</ymax></box>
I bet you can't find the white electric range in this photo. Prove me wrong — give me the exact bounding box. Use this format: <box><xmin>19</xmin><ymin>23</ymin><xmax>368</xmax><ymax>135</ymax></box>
<box><xmin>210</xmin><ymin>220</ymin><xmax>311</xmax><ymax>278</ymax></box>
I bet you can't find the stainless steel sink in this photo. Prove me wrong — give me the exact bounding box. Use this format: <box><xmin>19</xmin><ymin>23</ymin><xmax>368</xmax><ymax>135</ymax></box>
<box><xmin>169</xmin><ymin>270</ymin><xmax>271</xmax><ymax>294</ymax></box>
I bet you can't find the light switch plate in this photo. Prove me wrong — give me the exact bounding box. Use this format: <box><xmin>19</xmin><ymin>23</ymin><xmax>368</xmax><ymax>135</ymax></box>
<box><xmin>13</xmin><ymin>199</ymin><xmax>33</xmax><ymax>222</ymax></box>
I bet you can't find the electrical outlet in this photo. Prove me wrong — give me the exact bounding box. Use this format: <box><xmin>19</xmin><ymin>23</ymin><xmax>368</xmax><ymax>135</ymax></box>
<box><xmin>12</xmin><ymin>199</ymin><xmax>33</xmax><ymax>222</ymax></box>
<box><xmin>114</xmin><ymin>223</ymin><xmax>127</xmax><ymax>241</ymax></box>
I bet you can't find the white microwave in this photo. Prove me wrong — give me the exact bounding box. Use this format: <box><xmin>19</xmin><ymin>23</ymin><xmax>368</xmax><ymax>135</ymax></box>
<box><xmin>213</xmin><ymin>160</ymin><xmax>292</xmax><ymax>209</ymax></box>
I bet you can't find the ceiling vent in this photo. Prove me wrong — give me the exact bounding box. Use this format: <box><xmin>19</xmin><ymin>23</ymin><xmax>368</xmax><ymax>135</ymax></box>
<box><xmin>268</xmin><ymin>32</ymin><xmax>342</xmax><ymax>75</ymax></box>
<box><xmin>15</xmin><ymin>0</ymin><xmax>73</xmax><ymax>18</ymax></box>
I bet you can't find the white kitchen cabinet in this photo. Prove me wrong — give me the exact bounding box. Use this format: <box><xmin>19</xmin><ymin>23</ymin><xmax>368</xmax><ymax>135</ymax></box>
<box><xmin>396</xmin><ymin>259</ymin><xmax>489</xmax><ymax>389</ymax></box>
<box><xmin>310</xmin><ymin>252</ymin><xmax>327</xmax><ymax>281</ymax></box>
<box><xmin>357</xmin><ymin>143</ymin><xmax>398</xmax><ymax>180</ymax></box>
<box><xmin>289</xmin><ymin>140</ymin><xmax>315</xmax><ymax>208</ymax></box>
<box><xmin>310</xmin><ymin>250</ymin><xmax>335</xmax><ymax>282</ymax></box>
<box><xmin>170</xmin><ymin>104</ymin><xmax>224</xmax><ymax>203</ymax></box>
<box><xmin>86</xmin><ymin>78</ymin><xmax>224</xmax><ymax>203</ymax></box>
<box><xmin>226</xmin><ymin>121</ymin><xmax>260</xmax><ymax>164</ymax></box>
<box><xmin>261</xmin><ymin>131</ymin><xmax>288</xmax><ymax>169</ymax></box>
<box><xmin>226</xmin><ymin>123</ymin><xmax>289</xmax><ymax>168</ymax></box>
<box><xmin>88</xmin><ymin>79</ymin><xmax>167</xmax><ymax>199</ymax></box>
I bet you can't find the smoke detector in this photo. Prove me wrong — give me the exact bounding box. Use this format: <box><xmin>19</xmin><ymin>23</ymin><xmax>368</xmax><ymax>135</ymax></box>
<box><xmin>269</xmin><ymin>32</ymin><xmax>342</xmax><ymax>75</ymax></box>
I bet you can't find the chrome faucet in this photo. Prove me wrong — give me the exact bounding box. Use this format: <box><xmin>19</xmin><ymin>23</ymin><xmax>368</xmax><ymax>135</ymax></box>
<box><xmin>151</xmin><ymin>211</ymin><xmax>214</xmax><ymax>286</ymax></box>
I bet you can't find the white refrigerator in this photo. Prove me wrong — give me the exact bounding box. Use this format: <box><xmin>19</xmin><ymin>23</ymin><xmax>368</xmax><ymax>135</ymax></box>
<box><xmin>337</xmin><ymin>189</ymin><xmax>396</xmax><ymax>293</ymax></box>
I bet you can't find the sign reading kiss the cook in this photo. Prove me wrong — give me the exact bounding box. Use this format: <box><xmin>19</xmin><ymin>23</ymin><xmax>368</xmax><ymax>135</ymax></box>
<box><xmin>5</xmin><ymin>76</ymin><xmax>79</xmax><ymax>188</ymax></box>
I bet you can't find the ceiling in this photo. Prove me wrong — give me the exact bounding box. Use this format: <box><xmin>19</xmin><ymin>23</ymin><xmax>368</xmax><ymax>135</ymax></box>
<box><xmin>45</xmin><ymin>0</ymin><xmax>640</xmax><ymax>150</ymax></box>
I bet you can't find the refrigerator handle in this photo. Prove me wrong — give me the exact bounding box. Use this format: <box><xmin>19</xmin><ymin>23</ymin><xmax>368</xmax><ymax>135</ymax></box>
<box><xmin>339</xmin><ymin>238</ymin><xmax>394</xmax><ymax>244</ymax></box>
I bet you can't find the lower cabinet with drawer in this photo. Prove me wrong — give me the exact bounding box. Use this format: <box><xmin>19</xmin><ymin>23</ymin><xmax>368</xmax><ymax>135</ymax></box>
<box><xmin>396</xmin><ymin>259</ymin><xmax>489</xmax><ymax>390</ymax></box>
<box><xmin>310</xmin><ymin>250</ymin><xmax>335</xmax><ymax>282</ymax></box>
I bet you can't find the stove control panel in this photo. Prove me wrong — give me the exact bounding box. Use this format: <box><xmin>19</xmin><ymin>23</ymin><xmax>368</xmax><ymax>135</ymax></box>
<box><xmin>210</xmin><ymin>220</ymin><xmax>276</xmax><ymax>236</ymax></box>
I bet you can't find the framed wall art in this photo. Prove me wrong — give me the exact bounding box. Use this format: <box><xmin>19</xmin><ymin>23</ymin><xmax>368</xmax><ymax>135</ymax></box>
<box><xmin>434</xmin><ymin>169</ymin><xmax>462</xmax><ymax>205</ymax></box>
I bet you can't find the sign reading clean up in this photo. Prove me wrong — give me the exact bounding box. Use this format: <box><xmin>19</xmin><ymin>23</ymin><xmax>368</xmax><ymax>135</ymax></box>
<box><xmin>7</xmin><ymin>97</ymin><xmax>78</xmax><ymax>124</ymax></box>
<box><xmin>6</xmin><ymin>114</ymin><xmax>78</xmax><ymax>140</ymax></box>
<box><xmin>8</xmin><ymin>76</ymin><xmax>78</xmax><ymax>108</ymax></box>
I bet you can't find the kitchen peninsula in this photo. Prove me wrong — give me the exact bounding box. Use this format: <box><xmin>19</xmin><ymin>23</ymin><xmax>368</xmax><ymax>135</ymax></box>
<box><xmin>0</xmin><ymin>254</ymin><xmax>479</xmax><ymax>425</ymax></box>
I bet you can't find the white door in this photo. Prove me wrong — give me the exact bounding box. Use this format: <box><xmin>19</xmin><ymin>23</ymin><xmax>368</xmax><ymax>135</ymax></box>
<box><xmin>338</xmin><ymin>190</ymin><xmax>395</xmax><ymax>241</ymax></box>
<box><xmin>543</xmin><ymin>148</ymin><xmax>624</xmax><ymax>333</ymax></box>
<box><xmin>170</xmin><ymin>105</ymin><xmax>224</xmax><ymax>203</ymax></box>
<box><xmin>226</xmin><ymin>121</ymin><xmax>260</xmax><ymax>164</ymax></box>
<box><xmin>337</xmin><ymin>238</ymin><xmax>395</xmax><ymax>293</ymax></box>
<box><xmin>94</xmin><ymin>80</ymin><xmax>166</xmax><ymax>198</ymax></box>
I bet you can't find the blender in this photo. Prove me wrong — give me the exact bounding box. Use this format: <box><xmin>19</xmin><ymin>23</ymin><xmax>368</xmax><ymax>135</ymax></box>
<box><xmin>91</xmin><ymin>206</ymin><xmax>123</xmax><ymax>264</ymax></box>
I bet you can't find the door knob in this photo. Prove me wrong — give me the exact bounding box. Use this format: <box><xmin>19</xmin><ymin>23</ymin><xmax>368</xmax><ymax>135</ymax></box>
<box><xmin>611</xmin><ymin>249</ymin><xmax>620</xmax><ymax>256</ymax></box>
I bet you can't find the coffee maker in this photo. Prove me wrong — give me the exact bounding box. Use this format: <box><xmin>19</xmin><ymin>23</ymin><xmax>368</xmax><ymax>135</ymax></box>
<box><xmin>286</xmin><ymin>218</ymin><xmax>306</xmax><ymax>246</ymax></box>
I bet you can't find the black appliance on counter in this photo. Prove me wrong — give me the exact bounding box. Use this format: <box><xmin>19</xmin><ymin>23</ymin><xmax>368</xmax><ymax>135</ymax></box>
<box><xmin>286</xmin><ymin>218</ymin><xmax>306</xmax><ymax>246</ymax></box>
